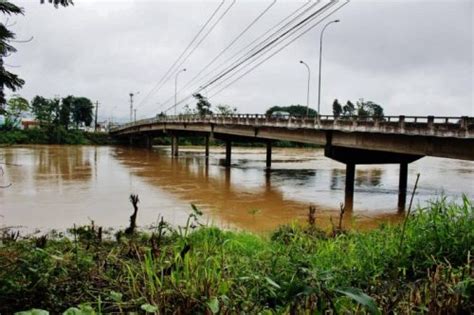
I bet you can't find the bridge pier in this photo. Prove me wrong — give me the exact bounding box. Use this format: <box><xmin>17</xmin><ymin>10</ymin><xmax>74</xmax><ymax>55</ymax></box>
<box><xmin>205</xmin><ymin>135</ymin><xmax>210</xmax><ymax>159</ymax></box>
<box><xmin>398</xmin><ymin>162</ymin><xmax>408</xmax><ymax>211</ymax></box>
<box><xmin>344</xmin><ymin>163</ymin><xmax>355</xmax><ymax>211</ymax></box>
<box><xmin>325</xmin><ymin>146</ymin><xmax>422</xmax><ymax>212</ymax></box>
<box><xmin>225</xmin><ymin>140</ymin><xmax>232</xmax><ymax>167</ymax></box>
<box><xmin>171</xmin><ymin>135</ymin><xmax>179</xmax><ymax>157</ymax></box>
<box><xmin>266</xmin><ymin>141</ymin><xmax>272</xmax><ymax>168</ymax></box>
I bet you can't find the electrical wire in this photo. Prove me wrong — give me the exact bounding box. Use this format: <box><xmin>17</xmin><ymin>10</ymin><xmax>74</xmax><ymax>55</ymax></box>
<box><xmin>163</xmin><ymin>0</ymin><xmax>348</xmax><ymax>113</ymax></box>
<box><xmin>135</xmin><ymin>0</ymin><xmax>226</xmax><ymax>110</ymax></box>
<box><xmin>155</xmin><ymin>0</ymin><xmax>321</xmax><ymax>112</ymax></box>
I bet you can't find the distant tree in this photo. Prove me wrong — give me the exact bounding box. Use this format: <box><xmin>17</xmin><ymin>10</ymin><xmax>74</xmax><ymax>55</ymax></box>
<box><xmin>6</xmin><ymin>95</ymin><xmax>29</xmax><ymax>120</ymax></box>
<box><xmin>356</xmin><ymin>99</ymin><xmax>384</xmax><ymax>119</ymax></box>
<box><xmin>193</xmin><ymin>93</ymin><xmax>212</xmax><ymax>116</ymax></box>
<box><xmin>71</xmin><ymin>97</ymin><xmax>94</xmax><ymax>127</ymax></box>
<box><xmin>31</xmin><ymin>96</ymin><xmax>57</xmax><ymax>126</ymax></box>
<box><xmin>342</xmin><ymin>101</ymin><xmax>356</xmax><ymax>117</ymax></box>
<box><xmin>182</xmin><ymin>104</ymin><xmax>196</xmax><ymax>115</ymax></box>
<box><xmin>60</xmin><ymin>95</ymin><xmax>74</xmax><ymax>129</ymax></box>
<box><xmin>216</xmin><ymin>104</ymin><xmax>237</xmax><ymax>116</ymax></box>
<box><xmin>265</xmin><ymin>105</ymin><xmax>317</xmax><ymax>117</ymax></box>
<box><xmin>332</xmin><ymin>99</ymin><xmax>342</xmax><ymax>117</ymax></box>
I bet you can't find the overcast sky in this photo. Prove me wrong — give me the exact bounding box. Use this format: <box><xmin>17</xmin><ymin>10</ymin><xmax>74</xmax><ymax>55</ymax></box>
<box><xmin>5</xmin><ymin>0</ymin><xmax>473</xmax><ymax>121</ymax></box>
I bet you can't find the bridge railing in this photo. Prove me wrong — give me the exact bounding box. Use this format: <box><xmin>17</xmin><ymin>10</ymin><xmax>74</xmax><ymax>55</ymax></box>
<box><xmin>110</xmin><ymin>114</ymin><xmax>472</xmax><ymax>137</ymax></box>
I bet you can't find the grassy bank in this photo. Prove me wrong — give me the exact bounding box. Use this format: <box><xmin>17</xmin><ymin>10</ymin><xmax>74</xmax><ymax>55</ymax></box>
<box><xmin>0</xmin><ymin>129</ymin><xmax>115</xmax><ymax>145</ymax></box>
<box><xmin>1</xmin><ymin>197</ymin><xmax>472</xmax><ymax>314</ymax></box>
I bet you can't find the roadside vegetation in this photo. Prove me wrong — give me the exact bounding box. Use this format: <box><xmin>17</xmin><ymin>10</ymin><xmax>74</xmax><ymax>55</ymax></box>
<box><xmin>1</xmin><ymin>197</ymin><xmax>472</xmax><ymax>314</ymax></box>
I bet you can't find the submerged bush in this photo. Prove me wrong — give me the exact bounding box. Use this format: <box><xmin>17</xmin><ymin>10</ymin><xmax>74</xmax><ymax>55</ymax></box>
<box><xmin>0</xmin><ymin>198</ymin><xmax>472</xmax><ymax>314</ymax></box>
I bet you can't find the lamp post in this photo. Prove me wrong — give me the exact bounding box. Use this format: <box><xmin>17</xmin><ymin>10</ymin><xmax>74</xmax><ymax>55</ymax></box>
<box><xmin>299</xmin><ymin>60</ymin><xmax>311</xmax><ymax>117</ymax></box>
<box><xmin>174</xmin><ymin>68</ymin><xmax>187</xmax><ymax>116</ymax></box>
<box><xmin>317</xmin><ymin>19</ymin><xmax>340</xmax><ymax>119</ymax></box>
<box><xmin>129</xmin><ymin>91</ymin><xmax>139</xmax><ymax>123</ymax></box>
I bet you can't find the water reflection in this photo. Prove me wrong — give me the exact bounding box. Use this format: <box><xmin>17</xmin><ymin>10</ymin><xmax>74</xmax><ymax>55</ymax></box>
<box><xmin>1</xmin><ymin>145</ymin><xmax>473</xmax><ymax>233</ymax></box>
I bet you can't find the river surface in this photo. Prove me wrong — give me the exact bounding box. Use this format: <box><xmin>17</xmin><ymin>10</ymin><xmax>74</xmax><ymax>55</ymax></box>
<box><xmin>0</xmin><ymin>145</ymin><xmax>473</xmax><ymax>233</ymax></box>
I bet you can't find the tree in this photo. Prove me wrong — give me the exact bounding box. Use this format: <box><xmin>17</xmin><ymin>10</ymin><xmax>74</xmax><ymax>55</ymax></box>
<box><xmin>31</xmin><ymin>96</ymin><xmax>57</xmax><ymax>126</ymax></box>
<box><xmin>342</xmin><ymin>101</ymin><xmax>356</xmax><ymax>117</ymax></box>
<box><xmin>60</xmin><ymin>95</ymin><xmax>74</xmax><ymax>129</ymax></box>
<box><xmin>193</xmin><ymin>93</ymin><xmax>212</xmax><ymax>116</ymax></box>
<box><xmin>356</xmin><ymin>99</ymin><xmax>384</xmax><ymax>119</ymax></box>
<box><xmin>266</xmin><ymin>105</ymin><xmax>317</xmax><ymax>117</ymax></box>
<box><xmin>0</xmin><ymin>1</ymin><xmax>25</xmax><ymax>107</ymax></box>
<box><xmin>71</xmin><ymin>97</ymin><xmax>94</xmax><ymax>127</ymax></box>
<box><xmin>332</xmin><ymin>99</ymin><xmax>342</xmax><ymax>117</ymax></box>
<box><xmin>216</xmin><ymin>104</ymin><xmax>237</xmax><ymax>116</ymax></box>
<box><xmin>6</xmin><ymin>95</ymin><xmax>29</xmax><ymax>119</ymax></box>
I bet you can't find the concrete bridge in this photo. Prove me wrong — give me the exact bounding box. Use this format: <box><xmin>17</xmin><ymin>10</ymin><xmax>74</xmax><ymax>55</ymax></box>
<box><xmin>110</xmin><ymin>114</ymin><xmax>473</xmax><ymax>211</ymax></box>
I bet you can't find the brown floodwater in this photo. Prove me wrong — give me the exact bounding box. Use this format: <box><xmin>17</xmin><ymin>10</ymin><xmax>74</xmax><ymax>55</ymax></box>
<box><xmin>0</xmin><ymin>145</ymin><xmax>473</xmax><ymax>233</ymax></box>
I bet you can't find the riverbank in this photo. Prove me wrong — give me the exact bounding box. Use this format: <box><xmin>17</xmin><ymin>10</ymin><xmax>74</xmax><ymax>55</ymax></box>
<box><xmin>1</xmin><ymin>197</ymin><xmax>472</xmax><ymax>314</ymax></box>
<box><xmin>0</xmin><ymin>129</ymin><xmax>115</xmax><ymax>145</ymax></box>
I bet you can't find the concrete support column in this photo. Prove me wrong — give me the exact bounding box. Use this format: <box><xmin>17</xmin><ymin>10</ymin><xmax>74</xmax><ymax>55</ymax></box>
<box><xmin>205</xmin><ymin>135</ymin><xmax>210</xmax><ymax>159</ymax></box>
<box><xmin>398</xmin><ymin>162</ymin><xmax>408</xmax><ymax>211</ymax></box>
<box><xmin>344</xmin><ymin>163</ymin><xmax>355</xmax><ymax>211</ymax></box>
<box><xmin>171</xmin><ymin>135</ymin><xmax>179</xmax><ymax>157</ymax></box>
<box><xmin>225</xmin><ymin>140</ymin><xmax>232</xmax><ymax>167</ymax></box>
<box><xmin>266</xmin><ymin>141</ymin><xmax>272</xmax><ymax>168</ymax></box>
<box><xmin>145</xmin><ymin>136</ymin><xmax>152</xmax><ymax>149</ymax></box>
<box><xmin>129</xmin><ymin>136</ymin><xmax>133</xmax><ymax>146</ymax></box>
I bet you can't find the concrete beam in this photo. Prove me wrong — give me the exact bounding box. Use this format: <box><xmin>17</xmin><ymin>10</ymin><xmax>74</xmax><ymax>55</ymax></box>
<box><xmin>325</xmin><ymin>146</ymin><xmax>423</xmax><ymax>164</ymax></box>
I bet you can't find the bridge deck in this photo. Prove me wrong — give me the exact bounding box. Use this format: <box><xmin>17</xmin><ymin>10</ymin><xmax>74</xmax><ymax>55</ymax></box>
<box><xmin>110</xmin><ymin>114</ymin><xmax>474</xmax><ymax>161</ymax></box>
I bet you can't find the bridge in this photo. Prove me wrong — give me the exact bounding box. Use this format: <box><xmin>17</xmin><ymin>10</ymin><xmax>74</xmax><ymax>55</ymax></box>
<box><xmin>110</xmin><ymin>114</ymin><xmax>473</xmax><ymax>211</ymax></box>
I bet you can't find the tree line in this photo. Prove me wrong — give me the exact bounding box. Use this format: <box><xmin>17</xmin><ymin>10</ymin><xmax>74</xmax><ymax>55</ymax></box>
<box><xmin>2</xmin><ymin>95</ymin><xmax>94</xmax><ymax>130</ymax></box>
<box><xmin>332</xmin><ymin>99</ymin><xmax>384</xmax><ymax>119</ymax></box>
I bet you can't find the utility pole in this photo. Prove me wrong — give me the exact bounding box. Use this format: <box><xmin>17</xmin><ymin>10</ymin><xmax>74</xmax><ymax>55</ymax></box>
<box><xmin>299</xmin><ymin>60</ymin><xmax>311</xmax><ymax>117</ymax></box>
<box><xmin>94</xmin><ymin>101</ymin><xmax>99</xmax><ymax>132</ymax></box>
<box><xmin>317</xmin><ymin>19</ymin><xmax>340</xmax><ymax>119</ymax></box>
<box><xmin>134</xmin><ymin>109</ymin><xmax>137</xmax><ymax>122</ymax></box>
<box><xmin>129</xmin><ymin>93</ymin><xmax>134</xmax><ymax>122</ymax></box>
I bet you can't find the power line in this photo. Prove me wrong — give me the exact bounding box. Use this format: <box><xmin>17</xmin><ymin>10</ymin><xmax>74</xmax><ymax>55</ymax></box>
<box><xmin>200</xmin><ymin>1</ymin><xmax>336</xmax><ymax>90</ymax></box>
<box><xmin>208</xmin><ymin>1</ymin><xmax>350</xmax><ymax>99</ymax></box>
<box><xmin>155</xmin><ymin>0</ymin><xmax>320</xmax><ymax>112</ymax></box>
<box><xmin>163</xmin><ymin>0</ymin><xmax>347</xmax><ymax>113</ymax></box>
<box><xmin>135</xmin><ymin>0</ymin><xmax>226</xmax><ymax>110</ymax></box>
<box><xmin>181</xmin><ymin>0</ymin><xmax>318</xmax><ymax>93</ymax></box>
<box><xmin>180</xmin><ymin>0</ymin><xmax>277</xmax><ymax>95</ymax></box>
<box><xmin>143</xmin><ymin>0</ymin><xmax>237</xmax><ymax>111</ymax></box>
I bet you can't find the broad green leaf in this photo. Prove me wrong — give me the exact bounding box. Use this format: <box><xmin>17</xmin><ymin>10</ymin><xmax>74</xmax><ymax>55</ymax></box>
<box><xmin>109</xmin><ymin>290</ymin><xmax>123</xmax><ymax>302</ymax></box>
<box><xmin>141</xmin><ymin>304</ymin><xmax>158</xmax><ymax>313</ymax></box>
<box><xmin>265</xmin><ymin>277</ymin><xmax>281</xmax><ymax>289</ymax></box>
<box><xmin>335</xmin><ymin>287</ymin><xmax>381</xmax><ymax>315</ymax></box>
<box><xmin>207</xmin><ymin>297</ymin><xmax>219</xmax><ymax>314</ymax></box>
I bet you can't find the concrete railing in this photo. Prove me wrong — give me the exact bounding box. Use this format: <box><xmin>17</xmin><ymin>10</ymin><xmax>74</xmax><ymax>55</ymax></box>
<box><xmin>110</xmin><ymin>114</ymin><xmax>473</xmax><ymax>138</ymax></box>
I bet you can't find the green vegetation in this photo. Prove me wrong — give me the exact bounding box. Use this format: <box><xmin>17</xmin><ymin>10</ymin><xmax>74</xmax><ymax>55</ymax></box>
<box><xmin>332</xmin><ymin>98</ymin><xmax>385</xmax><ymax>119</ymax></box>
<box><xmin>0</xmin><ymin>94</ymin><xmax>111</xmax><ymax>145</ymax></box>
<box><xmin>266</xmin><ymin>104</ymin><xmax>318</xmax><ymax>117</ymax></box>
<box><xmin>0</xmin><ymin>129</ymin><xmax>114</xmax><ymax>145</ymax></box>
<box><xmin>1</xmin><ymin>197</ymin><xmax>472</xmax><ymax>314</ymax></box>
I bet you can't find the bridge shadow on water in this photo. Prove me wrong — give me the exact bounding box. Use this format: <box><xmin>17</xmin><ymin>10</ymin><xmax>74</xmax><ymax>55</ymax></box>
<box><xmin>111</xmin><ymin>146</ymin><xmax>405</xmax><ymax>233</ymax></box>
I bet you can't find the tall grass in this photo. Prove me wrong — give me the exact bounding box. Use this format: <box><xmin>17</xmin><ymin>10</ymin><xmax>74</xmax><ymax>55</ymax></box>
<box><xmin>1</xmin><ymin>197</ymin><xmax>472</xmax><ymax>314</ymax></box>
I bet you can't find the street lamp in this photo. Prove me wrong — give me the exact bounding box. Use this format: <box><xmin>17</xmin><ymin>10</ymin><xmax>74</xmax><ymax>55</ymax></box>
<box><xmin>174</xmin><ymin>68</ymin><xmax>187</xmax><ymax>116</ymax></box>
<box><xmin>129</xmin><ymin>91</ymin><xmax>140</xmax><ymax>122</ymax></box>
<box><xmin>299</xmin><ymin>60</ymin><xmax>311</xmax><ymax>117</ymax></box>
<box><xmin>317</xmin><ymin>19</ymin><xmax>340</xmax><ymax>119</ymax></box>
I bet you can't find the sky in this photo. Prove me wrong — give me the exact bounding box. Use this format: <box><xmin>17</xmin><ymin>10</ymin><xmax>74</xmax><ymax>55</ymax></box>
<box><xmin>4</xmin><ymin>0</ymin><xmax>473</xmax><ymax>122</ymax></box>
